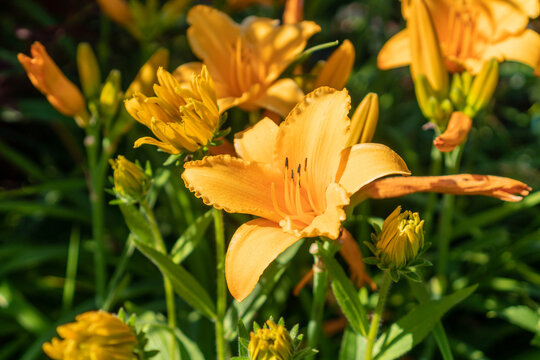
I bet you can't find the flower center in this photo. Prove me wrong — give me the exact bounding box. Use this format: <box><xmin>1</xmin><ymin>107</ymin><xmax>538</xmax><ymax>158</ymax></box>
<box><xmin>445</xmin><ymin>3</ymin><xmax>480</xmax><ymax>63</ymax></box>
<box><xmin>228</xmin><ymin>36</ymin><xmax>266</xmax><ymax>97</ymax></box>
<box><xmin>271</xmin><ymin>157</ymin><xmax>318</xmax><ymax>226</ymax></box>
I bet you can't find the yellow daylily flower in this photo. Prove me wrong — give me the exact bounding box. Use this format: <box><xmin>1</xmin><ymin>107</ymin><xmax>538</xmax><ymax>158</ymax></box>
<box><xmin>378</xmin><ymin>0</ymin><xmax>540</xmax><ymax>74</ymax></box>
<box><xmin>42</xmin><ymin>310</ymin><xmax>137</xmax><ymax>360</ymax></box>
<box><xmin>173</xmin><ymin>5</ymin><xmax>321</xmax><ymax>117</ymax></box>
<box><xmin>125</xmin><ymin>65</ymin><xmax>220</xmax><ymax>154</ymax></box>
<box><xmin>182</xmin><ymin>87</ymin><xmax>411</xmax><ymax>301</ymax></box>
<box><xmin>18</xmin><ymin>42</ymin><xmax>89</xmax><ymax>127</ymax></box>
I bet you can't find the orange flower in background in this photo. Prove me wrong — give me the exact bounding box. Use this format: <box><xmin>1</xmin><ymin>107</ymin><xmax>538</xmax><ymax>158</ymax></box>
<box><xmin>96</xmin><ymin>0</ymin><xmax>134</xmax><ymax>31</ymax></box>
<box><xmin>43</xmin><ymin>310</ymin><xmax>137</xmax><ymax>360</ymax></box>
<box><xmin>18</xmin><ymin>42</ymin><xmax>89</xmax><ymax>127</ymax></box>
<box><xmin>173</xmin><ymin>5</ymin><xmax>321</xmax><ymax>117</ymax></box>
<box><xmin>378</xmin><ymin>0</ymin><xmax>540</xmax><ymax>74</ymax></box>
<box><xmin>182</xmin><ymin>87</ymin><xmax>410</xmax><ymax>301</ymax></box>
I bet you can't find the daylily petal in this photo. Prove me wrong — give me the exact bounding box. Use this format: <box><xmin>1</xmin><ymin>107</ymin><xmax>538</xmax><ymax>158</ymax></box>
<box><xmin>336</xmin><ymin>143</ymin><xmax>411</xmax><ymax>196</ymax></box>
<box><xmin>208</xmin><ymin>138</ymin><xmax>237</xmax><ymax>156</ymax></box>
<box><xmin>433</xmin><ymin>111</ymin><xmax>472</xmax><ymax>152</ymax></box>
<box><xmin>274</xmin><ymin>87</ymin><xmax>351</xmax><ymax>213</ymax></box>
<box><xmin>186</xmin><ymin>6</ymin><xmax>241</xmax><ymax>84</ymax></box>
<box><xmin>314</xmin><ymin>39</ymin><xmax>355</xmax><ymax>90</ymax></box>
<box><xmin>377</xmin><ymin>29</ymin><xmax>411</xmax><ymax>70</ymax></box>
<box><xmin>225</xmin><ymin>218</ymin><xmax>301</xmax><ymax>301</ymax></box>
<box><xmin>362</xmin><ymin>174</ymin><xmax>532</xmax><ymax>202</ymax></box>
<box><xmin>288</xmin><ymin>183</ymin><xmax>349</xmax><ymax>240</ymax></box>
<box><xmin>134</xmin><ymin>136</ymin><xmax>179</xmax><ymax>154</ymax></box>
<box><xmin>477</xmin><ymin>0</ymin><xmax>538</xmax><ymax>41</ymax></box>
<box><xmin>483</xmin><ymin>29</ymin><xmax>540</xmax><ymax>71</ymax></box>
<box><xmin>234</xmin><ymin>117</ymin><xmax>279</xmax><ymax>163</ymax></box>
<box><xmin>182</xmin><ymin>155</ymin><xmax>284</xmax><ymax>222</ymax></box>
<box><xmin>252</xmin><ymin>78</ymin><xmax>304</xmax><ymax>117</ymax></box>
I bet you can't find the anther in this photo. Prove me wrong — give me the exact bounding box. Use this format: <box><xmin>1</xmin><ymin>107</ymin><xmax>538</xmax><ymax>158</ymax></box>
<box><xmin>285</xmin><ymin>157</ymin><xmax>289</xmax><ymax>169</ymax></box>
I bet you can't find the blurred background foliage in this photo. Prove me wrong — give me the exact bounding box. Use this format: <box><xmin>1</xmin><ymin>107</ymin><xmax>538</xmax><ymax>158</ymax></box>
<box><xmin>1</xmin><ymin>0</ymin><xmax>539</xmax><ymax>359</ymax></box>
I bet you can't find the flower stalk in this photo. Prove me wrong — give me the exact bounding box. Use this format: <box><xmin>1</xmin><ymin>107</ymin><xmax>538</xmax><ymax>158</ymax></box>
<box><xmin>307</xmin><ymin>243</ymin><xmax>329</xmax><ymax>350</ymax></box>
<box><xmin>365</xmin><ymin>271</ymin><xmax>392</xmax><ymax>360</ymax></box>
<box><xmin>213</xmin><ymin>208</ymin><xmax>227</xmax><ymax>360</ymax></box>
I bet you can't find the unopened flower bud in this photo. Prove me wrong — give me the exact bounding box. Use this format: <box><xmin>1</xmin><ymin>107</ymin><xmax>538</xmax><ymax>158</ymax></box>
<box><xmin>466</xmin><ymin>58</ymin><xmax>499</xmax><ymax>117</ymax></box>
<box><xmin>376</xmin><ymin>206</ymin><xmax>424</xmax><ymax>269</ymax></box>
<box><xmin>100</xmin><ymin>69</ymin><xmax>122</xmax><ymax>120</ymax></box>
<box><xmin>313</xmin><ymin>39</ymin><xmax>355</xmax><ymax>91</ymax></box>
<box><xmin>348</xmin><ymin>92</ymin><xmax>379</xmax><ymax>145</ymax></box>
<box><xmin>110</xmin><ymin>155</ymin><xmax>149</xmax><ymax>202</ymax></box>
<box><xmin>77</xmin><ymin>43</ymin><xmax>101</xmax><ymax>99</ymax></box>
<box><xmin>248</xmin><ymin>320</ymin><xmax>293</xmax><ymax>360</ymax></box>
<box><xmin>126</xmin><ymin>48</ymin><xmax>170</xmax><ymax>97</ymax></box>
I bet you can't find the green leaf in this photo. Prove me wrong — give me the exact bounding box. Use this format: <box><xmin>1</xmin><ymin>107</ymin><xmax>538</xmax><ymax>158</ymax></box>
<box><xmin>319</xmin><ymin>251</ymin><xmax>369</xmax><ymax>336</ymax></box>
<box><xmin>338</xmin><ymin>327</ymin><xmax>367</xmax><ymax>360</ymax></box>
<box><xmin>133</xmin><ymin>240</ymin><xmax>217</xmax><ymax>320</ymax></box>
<box><xmin>119</xmin><ymin>203</ymin><xmax>154</xmax><ymax>247</ymax></box>
<box><xmin>237</xmin><ymin>318</ymin><xmax>250</xmax><ymax>357</ymax></box>
<box><xmin>374</xmin><ymin>284</ymin><xmax>478</xmax><ymax>360</ymax></box>
<box><xmin>497</xmin><ymin>306</ymin><xmax>539</xmax><ymax>333</ymax></box>
<box><xmin>170</xmin><ymin>210</ymin><xmax>213</xmax><ymax>264</ymax></box>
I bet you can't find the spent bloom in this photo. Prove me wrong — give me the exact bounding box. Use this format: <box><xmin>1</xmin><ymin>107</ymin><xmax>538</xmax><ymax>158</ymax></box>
<box><xmin>249</xmin><ymin>320</ymin><xmax>294</xmax><ymax>360</ymax></box>
<box><xmin>110</xmin><ymin>156</ymin><xmax>150</xmax><ymax>202</ymax></box>
<box><xmin>378</xmin><ymin>0</ymin><xmax>540</xmax><ymax>74</ymax></box>
<box><xmin>125</xmin><ymin>65</ymin><xmax>220</xmax><ymax>154</ymax></box>
<box><xmin>182</xmin><ymin>87</ymin><xmax>410</xmax><ymax>300</ymax></box>
<box><xmin>173</xmin><ymin>5</ymin><xmax>320</xmax><ymax>117</ymax></box>
<box><xmin>42</xmin><ymin>310</ymin><xmax>138</xmax><ymax>360</ymax></box>
<box><xmin>374</xmin><ymin>206</ymin><xmax>425</xmax><ymax>270</ymax></box>
<box><xmin>18</xmin><ymin>42</ymin><xmax>89</xmax><ymax>127</ymax></box>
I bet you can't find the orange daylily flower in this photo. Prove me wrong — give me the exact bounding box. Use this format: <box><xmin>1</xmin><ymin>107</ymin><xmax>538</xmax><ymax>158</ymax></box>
<box><xmin>18</xmin><ymin>42</ymin><xmax>89</xmax><ymax>127</ymax></box>
<box><xmin>378</xmin><ymin>0</ymin><xmax>540</xmax><ymax>74</ymax></box>
<box><xmin>182</xmin><ymin>87</ymin><xmax>411</xmax><ymax>301</ymax></box>
<box><xmin>363</xmin><ymin>174</ymin><xmax>531</xmax><ymax>202</ymax></box>
<box><xmin>433</xmin><ymin>111</ymin><xmax>473</xmax><ymax>152</ymax></box>
<box><xmin>283</xmin><ymin>0</ymin><xmax>304</xmax><ymax>25</ymax></box>
<box><xmin>173</xmin><ymin>5</ymin><xmax>321</xmax><ymax>117</ymax></box>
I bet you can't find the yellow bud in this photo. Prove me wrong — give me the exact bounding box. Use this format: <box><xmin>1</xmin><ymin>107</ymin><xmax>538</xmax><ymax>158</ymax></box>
<box><xmin>466</xmin><ymin>59</ymin><xmax>499</xmax><ymax>116</ymax></box>
<box><xmin>348</xmin><ymin>92</ymin><xmax>379</xmax><ymax>146</ymax></box>
<box><xmin>110</xmin><ymin>155</ymin><xmax>149</xmax><ymax>201</ymax></box>
<box><xmin>283</xmin><ymin>0</ymin><xmax>304</xmax><ymax>25</ymax></box>
<box><xmin>42</xmin><ymin>310</ymin><xmax>138</xmax><ymax>360</ymax></box>
<box><xmin>313</xmin><ymin>39</ymin><xmax>355</xmax><ymax>90</ymax></box>
<box><xmin>77</xmin><ymin>43</ymin><xmax>101</xmax><ymax>99</ymax></box>
<box><xmin>100</xmin><ymin>69</ymin><xmax>122</xmax><ymax>120</ymax></box>
<box><xmin>413</xmin><ymin>74</ymin><xmax>435</xmax><ymax>119</ymax></box>
<box><xmin>376</xmin><ymin>206</ymin><xmax>424</xmax><ymax>269</ymax></box>
<box><xmin>248</xmin><ymin>321</ymin><xmax>293</xmax><ymax>360</ymax></box>
<box><xmin>408</xmin><ymin>0</ymin><xmax>448</xmax><ymax>97</ymax></box>
<box><xmin>126</xmin><ymin>48</ymin><xmax>170</xmax><ymax>97</ymax></box>
<box><xmin>18</xmin><ymin>42</ymin><xmax>89</xmax><ymax>127</ymax></box>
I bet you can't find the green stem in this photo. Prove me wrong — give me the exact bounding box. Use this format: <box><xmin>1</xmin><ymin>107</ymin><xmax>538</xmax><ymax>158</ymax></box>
<box><xmin>86</xmin><ymin>122</ymin><xmax>107</xmax><ymax>307</ymax></box>
<box><xmin>307</xmin><ymin>253</ymin><xmax>329</xmax><ymax>350</ymax></box>
<box><xmin>436</xmin><ymin>145</ymin><xmax>464</xmax><ymax>282</ymax></box>
<box><xmin>424</xmin><ymin>144</ymin><xmax>443</xmax><ymax>237</ymax></box>
<box><xmin>365</xmin><ymin>271</ymin><xmax>392</xmax><ymax>360</ymax></box>
<box><xmin>141</xmin><ymin>201</ymin><xmax>177</xmax><ymax>355</ymax></box>
<box><xmin>213</xmin><ymin>209</ymin><xmax>227</xmax><ymax>360</ymax></box>
<box><xmin>103</xmin><ymin>237</ymin><xmax>136</xmax><ymax>312</ymax></box>
<box><xmin>62</xmin><ymin>227</ymin><xmax>80</xmax><ymax>312</ymax></box>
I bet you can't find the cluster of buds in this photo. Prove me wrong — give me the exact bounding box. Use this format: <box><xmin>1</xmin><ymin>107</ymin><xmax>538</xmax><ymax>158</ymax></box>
<box><xmin>238</xmin><ymin>319</ymin><xmax>316</xmax><ymax>360</ymax></box>
<box><xmin>404</xmin><ymin>0</ymin><xmax>499</xmax><ymax>153</ymax></box>
<box><xmin>42</xmin><ymin>309</ymin><xmax>157</xmax><ymax>360</ymax></box>
<box><xmin>365</xmin><ymin>206</ymin><xmax>431</xmax><ymax>282</ymax></box>
<box><xmin>18</xmin><ymin>41</ymin><xmax>168</xmax><ymax>141</ymax></box>
<box><xmin>110</xmin><ymin>155</ymin><xmax>151</xmax><ymax>203</ymax></box>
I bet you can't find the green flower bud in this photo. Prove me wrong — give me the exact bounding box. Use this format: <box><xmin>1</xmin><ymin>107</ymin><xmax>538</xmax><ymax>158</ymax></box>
<box><xmin>376</xmin><ymin>206</ymin><xmax>424</xmax><ymax>269</ymax></box>
<box><xmin>100</xmin><ymin>69</ymin><xmax>122</xmax><ymax>120</ymax></box>
<box><xmin>248</xmin><ymin>320</ymin><xmax>293</xmax><ymax>360</ymax></box>
<box><xmin>110</xmin><ymin>155</ymin><xmax>149</xmax><ymax>202</ymax></box>
<box><xmin>466</xmin><ymin>58</ymin><xmax>499</xmax><ymax>117</ymax></box>
<box><xmin>77</xmin><ymin>42</ymin><xmax>101</xmax><ymax>99</ymax></box>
